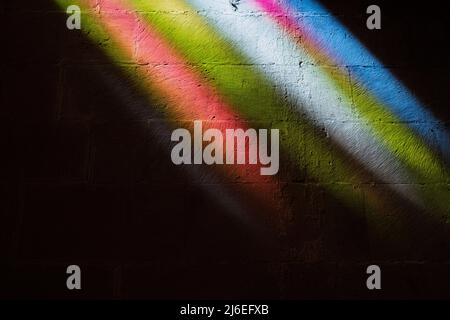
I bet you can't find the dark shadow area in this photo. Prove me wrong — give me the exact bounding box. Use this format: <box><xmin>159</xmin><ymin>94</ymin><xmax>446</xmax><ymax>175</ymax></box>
<box><xmin>1</xmin><ymin>0</ymin><xmax>449</xmax><ymax>299</ymax></box>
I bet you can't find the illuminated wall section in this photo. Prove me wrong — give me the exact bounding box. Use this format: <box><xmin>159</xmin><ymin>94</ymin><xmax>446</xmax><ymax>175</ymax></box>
<box><xmin>55</xmin><ymin>0</ymin><xmax>448</xmax><ymax>235</ymax></box>
<box><xmin>123</xmin><ymin>0</ymin><xmax>444</xmax><ymax>224</ymax></box>
<box><xmin>251</xmin><ymin>0</ymin><xmax>445</xmax><ymax>167</ymax></box>
<box><xmin>282</xmin><ymin>0</ymin><xmax>450</xmax><ymax>160</ymax></box>
<box><xmin>184</xmin><ymin>0</ymin><xmax>448</xmax><ymax>214</ymax></box>
<box><xmin>54</xmin><ymin>0</ymin><xmax>290</xmax><ymax>228</ymax></box>
<box><xmin>65</xmin><ymin>0</ymin><xmax>409</xmax><ymax>215</ymax></box>
<box><xmin>249</xmin><ymin>0</ymin><xmax>449</xmax><ymax>214</ymax></box>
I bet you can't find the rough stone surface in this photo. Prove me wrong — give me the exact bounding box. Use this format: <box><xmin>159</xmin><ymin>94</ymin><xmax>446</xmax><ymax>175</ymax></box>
<box><xmin>1</xmin><ymin>0</ymin><xmax>449</xmax><ymax>299</ymax></box>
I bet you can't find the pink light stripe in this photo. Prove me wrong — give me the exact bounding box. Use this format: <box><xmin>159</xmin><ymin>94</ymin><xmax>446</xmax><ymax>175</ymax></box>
<box><xmin>95</xmin><ymin>0</ymin><xmax>241</xmax><ymax>121</ymax></box>
<box><xmin>86</xmin><ymin>0</ymin><xmax>281</xmax><ymax>205</ymax></box>
<box><xmin>253</xmin><ymin>0</ymin><xmax>344</xmax><ymax>66</ymax></box>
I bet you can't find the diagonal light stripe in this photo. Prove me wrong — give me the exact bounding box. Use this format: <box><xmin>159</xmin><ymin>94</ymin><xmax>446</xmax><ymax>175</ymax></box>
<box><xmin>128</xmin><ymin>0</ymin><xmax>420</xmax><ymax>215</ymax></box>
<box><xmin>186</xmin><ymin>0</ymin><xmax>422</xmax><ymax>205</ymax></box>
<box><xmin>252</xmin><ymin>0</ymin><xmax>449</xmax><ymax>215</ymax></box>
<box><xmin>55</xmin><ymin>0</ymin><xmax>284</xmax><ymax>220</ymax></box>
<box><xmin>282</xmin><ymin>0</ymin><xmax>450</xmax><ymax>160</ymax></box>
<box><xmin>253</xmin><ymin>0</ymin><xmax>447</xmax><ymax>187</ymax></box>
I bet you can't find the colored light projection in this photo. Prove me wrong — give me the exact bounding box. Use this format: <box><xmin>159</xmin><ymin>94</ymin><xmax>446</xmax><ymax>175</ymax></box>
<box><xmin>54</xmin><ymin>0</ymin><xmax>449</xmax><ymax>242</ymax></box>
<box><xmin>58</xmin><ymin>0</ymin><xmax>289</xmax><ymax>226</ymax></box>
<box><xmin>281</xmin><ymin>0</ymin><xmax>450</xmax><ymax>159</ymax></box>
